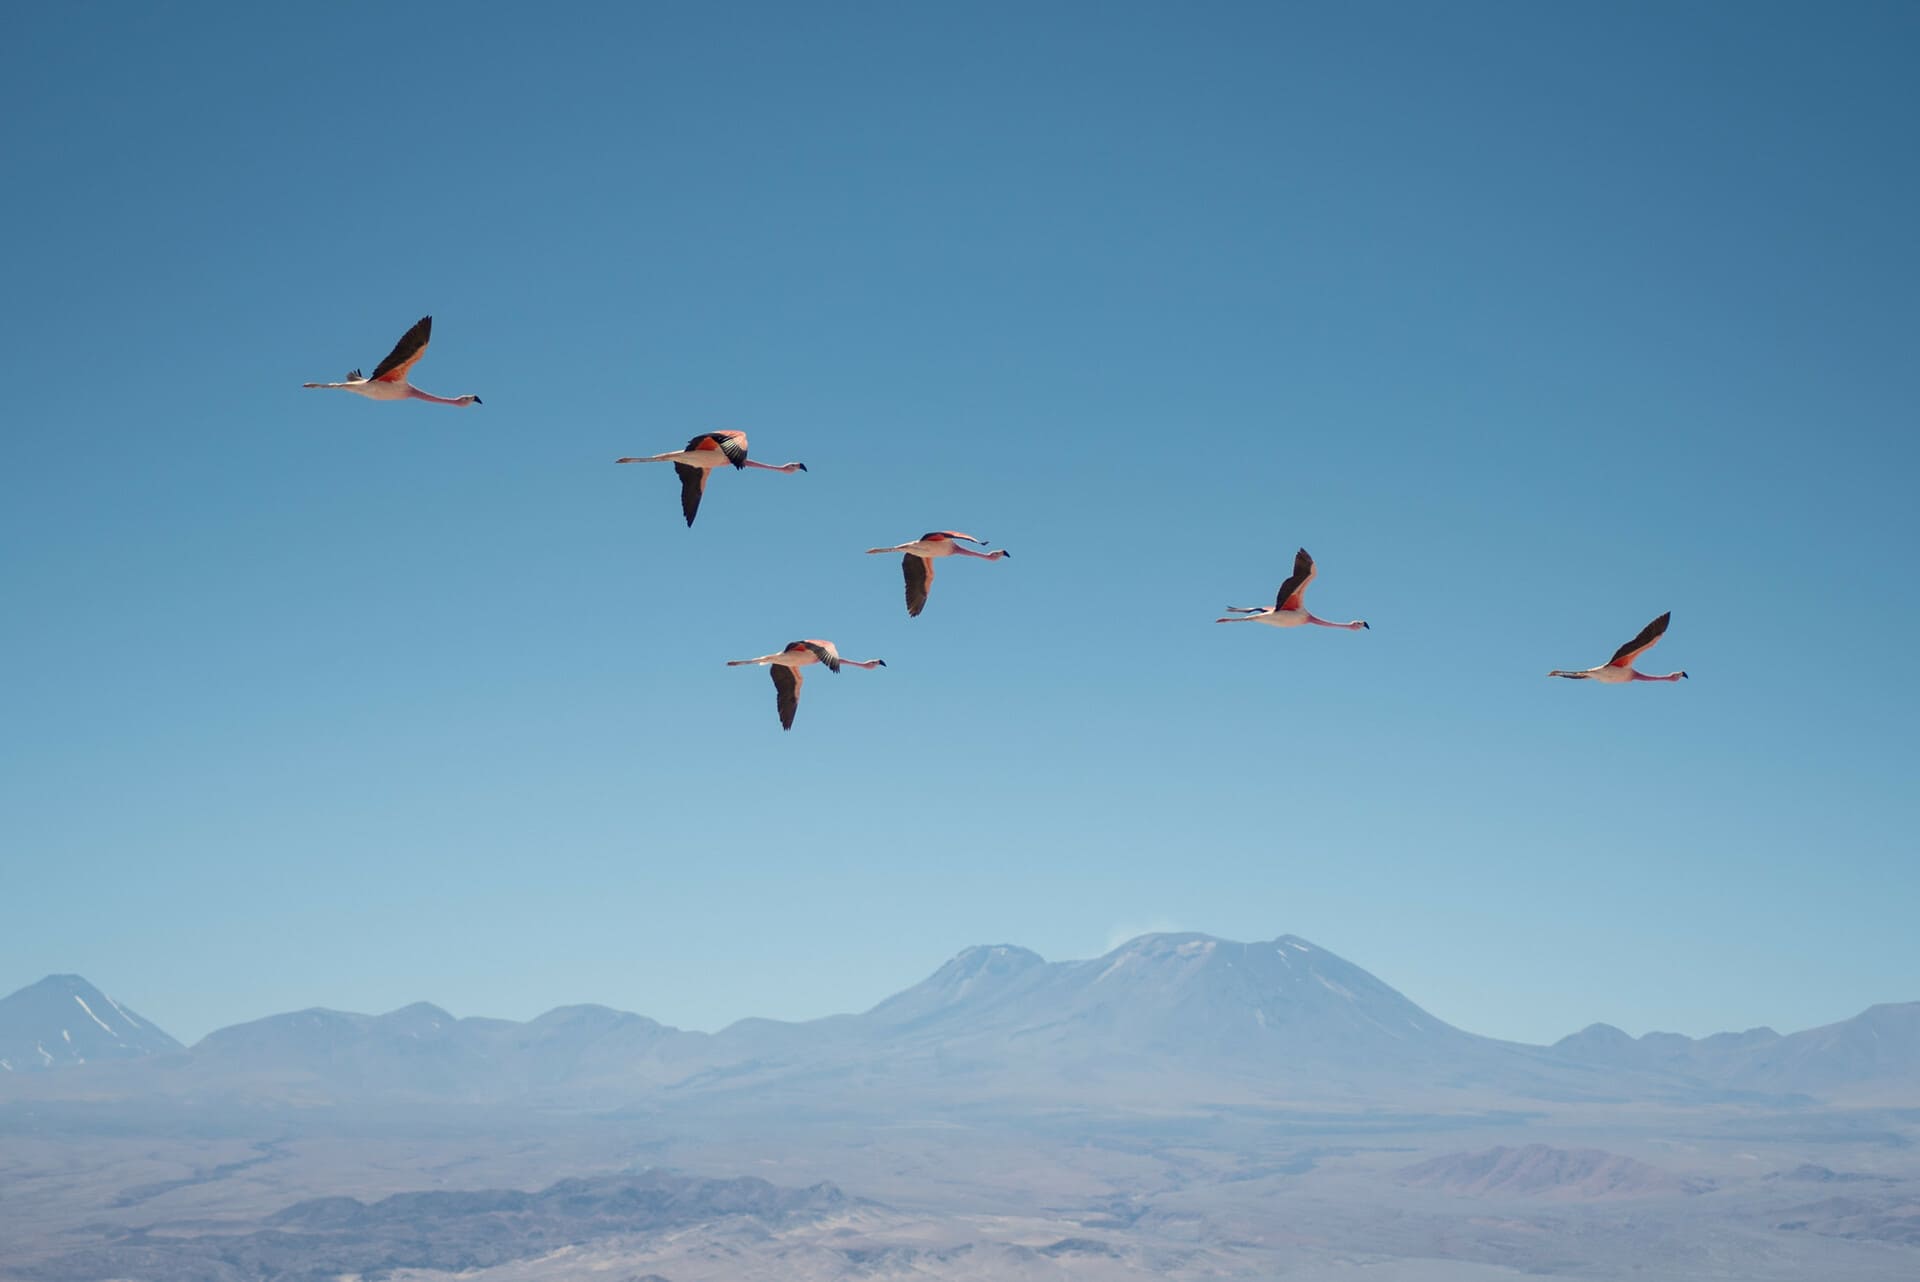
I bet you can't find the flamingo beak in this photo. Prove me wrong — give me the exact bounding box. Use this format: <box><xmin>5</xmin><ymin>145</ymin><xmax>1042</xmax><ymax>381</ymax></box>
<box><xmin>474</xmin><ymin>396</ymin><xmax>484</xmax><ymax>405</ymax></box>
<box><xmin>796</xmin><ymin>462</ymin><xmax>809</xmax><ymax>472</ymax></box>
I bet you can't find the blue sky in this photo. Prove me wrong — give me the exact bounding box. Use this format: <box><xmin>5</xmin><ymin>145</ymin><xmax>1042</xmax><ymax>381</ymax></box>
<box><xmin>3</xmin><ymin>3</ymin><xmax>1916</xmax><ymax>1046</ymax></box>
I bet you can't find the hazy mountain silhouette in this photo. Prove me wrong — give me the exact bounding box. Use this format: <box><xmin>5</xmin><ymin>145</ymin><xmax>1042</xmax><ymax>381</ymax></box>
<box><xmin>0</xmin><ymin>975</ymin><xmax>180</xmax><ymax>1072</ymax></box>
<box><xmin>4</xmin><ymin>936</ymin><xmax>1914</xmax><ymax>1105</ymax></box>
<box><xmin>1550</xmin><ymin>1002</ymin><xmax>1920</xmax><ymax>1095</ymax></box>
<box><xmin>841</xmin><ymin>933</ymin><xmax>1513</xmax><ymax>1078</ymax></box>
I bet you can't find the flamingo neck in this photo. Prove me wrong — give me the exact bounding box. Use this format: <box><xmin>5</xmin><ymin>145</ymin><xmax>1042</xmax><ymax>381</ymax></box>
<box><xmin>741</xmin><ymin>459</ymin><xmax>804</xmax><ymax>473</ymax></box>
<box><xmin>1631</xmin><ymin>670</ymin><xmax>1687</xmax><ymax>682</ymax></box>
<box><xmin>407</xmin><ymin>388</ymin><xmax>478</xmax><ymax>406</ymax></box>
<box><xmin>1306</xmin><ymin>614</ymin><xmax>1368</xmax><ymax>630</ymax></box>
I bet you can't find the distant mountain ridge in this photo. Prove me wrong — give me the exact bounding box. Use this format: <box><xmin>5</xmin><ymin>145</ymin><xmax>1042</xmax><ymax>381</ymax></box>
<box><xmin>1549</xmin><ymin>1002</ymin><xmax>1920</xmax><ymax>1095</ymax></box>
<box><xmin>0</xmin><ymin>974</ymin><xmax>181</xmax><ymax>1072</ymax></box>
<box><xmin>3</xmin><ymin>935</ymin><xmax>1915</xmax><ymax>1105</ymax></box>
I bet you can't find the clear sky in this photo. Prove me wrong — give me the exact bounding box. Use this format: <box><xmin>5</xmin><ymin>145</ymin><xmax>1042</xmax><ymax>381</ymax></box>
<box><xmin>3</xmin><ymin>3</ymin><xmax>1916</xmax><ymax>1047</ymax></box>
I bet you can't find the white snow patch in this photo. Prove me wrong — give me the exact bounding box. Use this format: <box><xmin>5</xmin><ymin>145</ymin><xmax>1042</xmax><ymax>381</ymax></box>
<box><xmin>102</xmin><ymin>992</ymin><xmax>144</xmax><ymax>1028</ymax></box>
<box><xmin>1175</xmin><ymin>940</ymin><xmax>1216</xmax><ymax>958</ymax></box>
<box><xmin>1315</xmin><ymin>974</ymin><xmax>1356</xmax><ymax>1000</ymax></box>
<box><xmin>73</xmin><ymin>995</ymin><xmax>116</xmax><ymax>1036</ymax></box>
<box><xmin>1254</xmin><ymin>1010</ymin><xmax>1267</xmax><ymax>1029</ymax></box>
<box><xmin>35</xmin><ymin>1043</ymin><xmax>53</xmax><ymax>1066</ymax></box>
<box><xmin>1095</xmin><ymin>954</ymin><xmax>1132</xmax><ymax>983</ymax></box>
<box><xmin>62</xmin><ymin>1029</ymin><xmax>73</xmax><ymax>1044</ymax></box>
<box><xmin>1287</xmin><ymin>941</ymin><xmax>1311</xmax><ymax>952</ymax></box>
<box><xmin>0</xmin><ymin>1059</ymin><xmax>11</xmax><ymax>1071</ymax></box>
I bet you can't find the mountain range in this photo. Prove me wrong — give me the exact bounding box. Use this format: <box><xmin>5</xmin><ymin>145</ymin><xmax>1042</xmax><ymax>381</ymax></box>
<box><xmin>3</xmin><ymin>933</ymin><xmax>1914</xmax><ymax>1107</ymax></box>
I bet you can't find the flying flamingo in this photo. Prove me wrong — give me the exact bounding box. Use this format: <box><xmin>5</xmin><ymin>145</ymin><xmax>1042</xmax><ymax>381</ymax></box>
<box><xmin>1549</xmin><ymin>612</ymin><xmax>1688</xmax><ymax>683</ymax></box>
<box><xmin>301</xmin><ymin>316</ymin><xmax>481</xmax><ymax>406</ymax></box>
<box><xmin>1216</xmin><ymin>548</ymin><xmax>1370</xmax><ymax>631</ymax></box>
<box><xmin>616</xmin><ymin>431</ymin><xmax>807</xmax><ymax>527</ymax></box>
<box><xmin>726</xmin><ymin>640</ymin><xmax>885</xmax><ymax>730</ymax></box>
<box><xmin>865</xmin><ymin>531</ymin><xmax>1010</xmax><ymax>617</ymax></box>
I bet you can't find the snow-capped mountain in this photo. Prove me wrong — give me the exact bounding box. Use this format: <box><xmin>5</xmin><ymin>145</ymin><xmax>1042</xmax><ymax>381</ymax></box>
<box><xmin>0</xmin><ymin>974</ymin><xmax>181</xmax><ymax>1071</ymax></box>
<box><xmin>849</xmin><ymin>933</ymin><xmax>1502</xmax><ymax>1077</ymax></box>
<box><xmin>862</xmin><ymin>944</ymin><xmax>1050</xmax><ymax>1030</ymax></box>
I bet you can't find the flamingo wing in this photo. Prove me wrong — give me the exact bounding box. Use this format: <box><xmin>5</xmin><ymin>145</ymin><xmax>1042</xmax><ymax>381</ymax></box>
<box><xmin>368</xmin><ymin>316</ymin><xmax>433</xmax><ymax>383</ymax></box>
<box><xmin>772</xmin><ymin>665</ymin><xmax>802</xmax><ymax>730</ymax></box>
<box><xmin>1275</xmin><ymin>548</ymin><xmax>1316</xmax><ymax>611</ymax></box>
<box><xmin>1607</xmin><ymin>612</ymin><xmax>1671</xmax><ymax>667</ymax></box>
<box><xmin>674</xmin><ymin>463</ymin><xmax>709</xmax><ymax>527</ymax></box>
<box><xmin>798</xmin><ymin>640</ymin><xmax>841</xmax><ymax>673</ymax></box>
<box><xmin>686</xmin><ymin>431</ymin><xmax>749</xmax><ymax>469</ymax></box>
<box><xmin>903</xmin><ymin>554</ymin><xmax>934</xmax><ymax>617</ymax></box>
<box><xmin>920</xmin><ymin>531</ymin><xmax>984</xmax><ymax>544</ymax></box>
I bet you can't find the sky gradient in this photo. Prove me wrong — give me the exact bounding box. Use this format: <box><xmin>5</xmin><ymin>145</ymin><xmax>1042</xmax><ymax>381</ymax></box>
<box><xmin>3</xmin><ymin>2</ymin><xmax>1917</xmax><ymax>1046</ymax></box>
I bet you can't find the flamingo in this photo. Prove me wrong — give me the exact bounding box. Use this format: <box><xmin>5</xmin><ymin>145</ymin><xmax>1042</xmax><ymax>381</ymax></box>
<box><xmin>865</xmin><ymin>531</ymin><xmax>1010</xmax><ymax>617</ymax></box>
<box><xmin>616</xmin><ymin>431</ymin><xmax>807</xmax><ymax>527</ymax></box>
<box><xmin>301</xmin><ymin>316</ymin><xmax>481</xmax><ymax>406</ymax></box>
<box><xmin>726</xmin><ymin>640</ymin><xmax>885</xmax><ymax>730</ymax></box>
<box><xmin>1216</xmin><ymin>548</ymin><xmax>1370</xmax><ymax>631</ymax></box>
<box><xmin>1549</xmin><ymin>612</ymin><xmax>1688</xmax><ymax>683</ymax></box>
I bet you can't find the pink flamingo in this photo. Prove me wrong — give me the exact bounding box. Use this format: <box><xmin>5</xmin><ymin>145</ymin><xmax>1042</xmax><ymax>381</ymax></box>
<box><xmin>302</xmin><ymin>316</ymin><xmax>481</xmax><ymax>406</ymax></box>
<box><xmin>1216</xmin><ymin>548</ymin><xmax>1370</xmax><ymax>631</ymax></box>
<box><xmin>726</xmin><ymin>640</ymin><xmax>885</xmax><ymax>731</ymax></box>
<box><xmin>865</xmin><ymin>531</ymin><xmax>1010</xmax><ymax>617</ymax></box>
<box><xmin>1549</xmin><ymin>612</ymin><xmax>1688</xmax><ymax>683</ymax></box>
<box><xmin>616</xmin><ymin>431</ymin><xmax>806</xmax><ymax>527</ymax></box>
